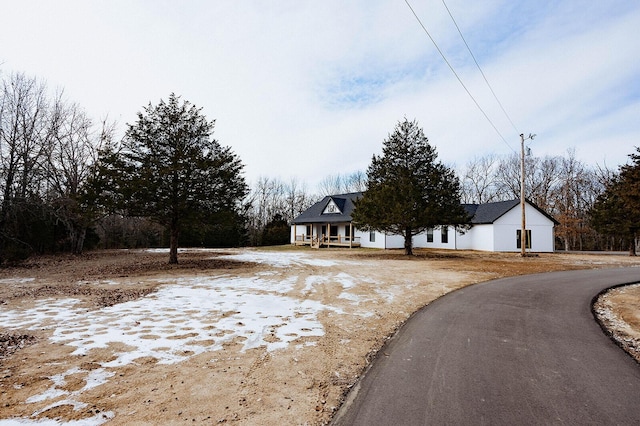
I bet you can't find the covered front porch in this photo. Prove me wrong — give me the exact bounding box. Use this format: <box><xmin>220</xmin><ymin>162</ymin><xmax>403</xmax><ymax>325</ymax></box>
<box><xmin>292</xmin><ymin>222</ymin><xmax>361</xmax><ymax>248</ymax></box>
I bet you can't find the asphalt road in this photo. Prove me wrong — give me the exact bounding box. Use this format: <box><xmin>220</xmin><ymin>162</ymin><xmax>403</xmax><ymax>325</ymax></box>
<box><xmin>332</xmin><ymin>267</ymin><xmax>640</xmax><ymax>425</ymax></box>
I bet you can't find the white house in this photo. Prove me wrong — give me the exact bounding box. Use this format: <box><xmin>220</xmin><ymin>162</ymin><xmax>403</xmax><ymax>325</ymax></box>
<box><xmin>290</xmin><ymin>192</ymin><xmax>557</xmax><ymax>252</ymax></box>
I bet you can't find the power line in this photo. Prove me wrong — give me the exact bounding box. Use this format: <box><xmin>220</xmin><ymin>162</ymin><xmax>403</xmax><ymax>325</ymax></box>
<box><xmin>403</xmin><ymin>0</ymin><xmax>515</xmax><ymax>153</ymax></box>
<box><xmin>442</xmin><ymin>0</ymin><xmax>520</xmax><ymax>135</ymax></box>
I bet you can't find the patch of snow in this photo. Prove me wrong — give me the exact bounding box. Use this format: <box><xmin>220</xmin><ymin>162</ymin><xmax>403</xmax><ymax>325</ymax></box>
<box><xmin>85</xmin><ymin>279</ymin><xmax>121</xmax><ymax>286</ymax></box>
<box><xmin>300</xmin><ymin>257</ymin><xmax>340</xmax><ymax>267</ymax></box>
<box><xmin>0</xmin><ymin>275</ymin><xmax>343</xmax><ymax>367</ymax></box>
<box><xmin>25</xmin><ymin>387</ymin><xmax>68</xmax><ymax>404</ymax></box>
<box><xmin>218</xmin><ymin>251</ymin><xmax>338</xmax><ymax>268</ymax></box>
<box><xmin>303</xmin><ymin>276</ymin><xmax>329</xmax><ymax>293</ymax></box>
<box><xmin>338</xmin><ymin>292</ymin><xmax>361</xmax><ymax>302</ymax></box>
<box><xmin>142</xmin><ymin>247</ymin><xmax>228</xmax><ymax>254</ymax></box>
<box><xmin>82</xmin><ymin>368</ymin><xmax>114</xmax><ymax>391</ymax></box>
<box><xmin>334</xmin><ymin>272</ymin><xmax>357</xmax><ymax>289</ymax></box>
<box><xmin>0</xmin><ymin>278</ymin><xmax>35</xmax><ymax>284</ymax></box>
<box><xmin>142</xmin><ymin>248</ymin><xmax>168</xmax><ymax>253</ymax></box>
<box><xmin>374</xmin><ymin>289</ymin><xmax>395</xmax><ymax>303</ymax></box>
<box><xmin>0</xmin><ymin>411</ymin><xmax>113</xmax><ymax>426</ymax></box>
<box><xmin>25</xmin><ymin>366</ymin><xmax>114</xmax><ymax>419</ymax></box>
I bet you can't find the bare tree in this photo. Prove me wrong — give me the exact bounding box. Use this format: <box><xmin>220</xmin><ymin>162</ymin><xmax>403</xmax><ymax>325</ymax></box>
<box><xmin>551</xmin><ymin>150</ymin><xmax>594</xmax><ymax>250</ymax></box>
<box><xmin>493</xmin><ymin>153</ymin><xmax>521</xmax><ymax>200</ymax></box>
<box><xmin>43</xmin><ymin>95</ymin><xmax>112</xmax><ymax>254</ymax></box>
<box><xmin>284</xmin><ymin>177</ymin><xmax>314</xmax><ymax>222</ymax></box>
<box><xmin>0</xmin><ymin>73</ymin><xmax>49</xmax><ymax>199</ymax></box>
<box><xmin>0</xmin><ymin>70</ymin><xmax>116</xmax><ymax>259</ymax></box>
<box><xmin>0</xmin><ymin>72</ymin><xmax>50</xmax><ymax>260</ymax></box>
<box><xmin>245</xmin><ymin>175</ymin><xmax>317</xmax><ymax>246</ymax></box>
<box><xmin>529</xmin><ymin>155</ymin><xmax>561</xmax><ymax>212</ymax></box>
<box><xmin>317</xmin><ymin>171</ymin><xmax>367</xmax><ymax>196</ymax></box>
<box><xmin>460</xmin><ymin>154</ymin><xmax>500</xmax><ymax>203</ymax></box>
<box><xmin>493</xmin><ymin>153</ymin><xmax>561</xmax><ymax>209</ymax></box>
<box><xmin>317</xmin><ymin>174</ymin><xmax>343</xmax><ymax>197</ymax></box>
<box><xmin>343</xmin><ymin>170</ymin><xmax>367</xmax><ymax>193</ymax></box>
<box><xmin>246</xmin><ymin>176</ymin><xmax>286</xmax><ymax>245</ymax></box>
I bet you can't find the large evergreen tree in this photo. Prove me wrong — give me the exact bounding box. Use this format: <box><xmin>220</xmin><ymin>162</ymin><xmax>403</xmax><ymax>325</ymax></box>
<box><xmin>352</xmin><ymin>118</ymin><xmax>469</xmax><ymax>255</ymax></box>
<box><xmin>95</xmin><ymin>94</ymin><xmax>248</xmax><ymax>263</ymax></box>
<box><xmin>590</xmin><ymin>147</ymin><xmax>640</xmax><ymax>255</ymax></box>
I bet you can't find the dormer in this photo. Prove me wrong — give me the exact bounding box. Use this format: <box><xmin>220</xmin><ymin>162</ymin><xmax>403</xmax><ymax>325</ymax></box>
<box><xmin>322</xmin><ymin>198</ymin><xmax>343</xmax><ymax>215</ymax></box>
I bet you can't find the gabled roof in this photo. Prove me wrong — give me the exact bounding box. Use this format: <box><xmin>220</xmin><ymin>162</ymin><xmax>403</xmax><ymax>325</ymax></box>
<box><xmin>463</xmin><ymin>199</ymin><xmax>559</xmax><ymax>225</ymax></box>
<box><xmin>332</xmin><ymin>197</ymin><xmax>347</xmax><ymax>213</ymax></box>
<box><xmin>293</xmin><ymin>194</ymin><xmax>558</xmax><ymax>226</ymax></box>
<box><xmin>292</xmin><ymin>192</ymin><xmax>362</xmax><ymax>224</ymax></box>
<box><xmin>463</xmin><ymin>199</ymin><xmax>520</xmax><ymax>224</ymax></box>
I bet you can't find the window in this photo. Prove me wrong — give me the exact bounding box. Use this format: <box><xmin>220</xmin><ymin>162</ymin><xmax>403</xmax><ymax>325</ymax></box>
<box><xmin>441</xmin><ymin>227</ymin><xmax>449</xmax><ymax>244</ymax></box>
<box><xmin>426</xmin><ymin>228</ymin><xmax>434</xmax><ymax>243</ymax></box>
<box><xmin>369</xmin><ymin>230</ymin><xmax>376</xmax><ymax>242</ymax></box>
<box><xmin>345</xmin><ymin>226</ymin><xmax>351</xmax><ymax>238</ymax></box>
<box><xmin>306</xmin><ymin>225</ymin><xmax>311</xmax><ymax>236</ymax></box>
<box><xmin>516</xmin><ymin>230</ymin><xmax>532</xmax><ymax>249</ymax></box>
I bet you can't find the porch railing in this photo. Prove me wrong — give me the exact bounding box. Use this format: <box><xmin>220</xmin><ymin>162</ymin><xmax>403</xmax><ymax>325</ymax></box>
<box><xmin>295</xmin><ymin>235</ymin><xmax>360</xmax><ymax>245</ymax></box>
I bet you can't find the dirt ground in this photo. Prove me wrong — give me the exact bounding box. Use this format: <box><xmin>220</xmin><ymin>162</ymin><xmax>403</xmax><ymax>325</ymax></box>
<box><xmin>0</xmin><ymin>247</ymin><xmax>639</xmax><ymax>425</ymax></box>
<box><xmin>594</xmin><ymin>283</ymin><xmax>640</xmax><ymax>363</ymax></box>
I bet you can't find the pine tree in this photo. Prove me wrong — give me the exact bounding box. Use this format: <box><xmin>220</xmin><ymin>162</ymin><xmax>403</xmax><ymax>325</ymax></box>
<box><xmin>352</xmin><ymin>118</ymin><xmax>470</xmax><ymax>255</ymax></box>
<box><xmin>590</xmin><ymin>147</ymin><xmax>640</xmax><ymax>255</ymax></box>
<box><xmin>94</xmin><ymin>94</ymin><xmax>248</xmax><ymax>263</ymax></box>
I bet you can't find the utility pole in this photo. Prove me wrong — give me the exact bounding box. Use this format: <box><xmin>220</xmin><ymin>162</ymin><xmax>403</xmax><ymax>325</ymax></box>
<box><xmin>520</xmin><ymin>133</ymin><xmax>536</xmax><ymax>257</ymax></box>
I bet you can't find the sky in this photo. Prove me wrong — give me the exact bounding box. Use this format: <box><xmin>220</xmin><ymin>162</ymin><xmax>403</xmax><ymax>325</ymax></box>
<box><xmin>1</xmin><ymin>1</ymin><xmax>639</xmax><ymax>190</ymax></box>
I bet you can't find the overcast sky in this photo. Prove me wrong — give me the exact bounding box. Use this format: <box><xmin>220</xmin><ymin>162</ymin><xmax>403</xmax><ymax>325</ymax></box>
<box><xmin>2</xmin><ymin>1</ymin><xmax>639</xmax><ymax>189</ymax></box>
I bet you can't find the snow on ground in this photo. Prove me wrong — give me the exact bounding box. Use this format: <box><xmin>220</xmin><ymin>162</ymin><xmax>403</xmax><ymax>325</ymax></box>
<box><xmin>0</xmin><ymin>275</ymin><xmax>344</xmax><ymax>366</ymax></box>
<box><xmin>0</xmin><ymin>413</ymin><xmax>114</xmax><ymax>426</ymax></box>
<box><xmin>217</xmin><ymin>250</ymin><xmax>340</xmax><ymax>268</ymax></box>
<box><xmin>0</xmin><ymin>278</ymin><xmax>35</xmax><ymax>284</ymax></box>
<box><xmin>0</xmin><ymin>250</ymin><xmax>371</xmax><ymax>425</ymax></box>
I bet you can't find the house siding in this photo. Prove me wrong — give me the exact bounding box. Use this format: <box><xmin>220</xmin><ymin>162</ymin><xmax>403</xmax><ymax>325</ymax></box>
<box><xmin>492</xmin><ymin>204</ymin><xmax>555</xmax><ymax>252</ymax></box>
<box><xmin>384</xmin><ymin>234</ymin><xmax>405</xmax><ymax>249</ymax></box>
<box><xmin>456</xmin><ymin>224</ymin><xmax>494</xmax><ymax>251</ymax></box>
<box><xmin>354</xmin><ymin>229</ymin><xmax>402</xmax><ymax>249</ymax></box>
<box><xmin>413</xmin><ymin>227</ymin><xmax>457</xmax><ymax>249</ymax></box>
<box><xmin>355</xmin><ymin>229</ymin><xmax>383</xmax><ymax>248</ymax></box>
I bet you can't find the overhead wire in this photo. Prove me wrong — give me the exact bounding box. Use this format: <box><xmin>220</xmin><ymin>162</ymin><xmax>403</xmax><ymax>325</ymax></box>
<box><xmin>442</xmin><ymin>0</ymin><xmax>520</xmax><ymax>135</ymax></box>
<box><xmin>403</xmin><ymin>0</ymin><xmax>515</xmax><ymax>153</ymax></box>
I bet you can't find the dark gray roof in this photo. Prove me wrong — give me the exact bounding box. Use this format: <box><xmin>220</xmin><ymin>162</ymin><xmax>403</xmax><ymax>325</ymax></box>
<box><xmin>463</xmin><ymin>199</ymin><xmax>520</xmax><ymax>224</ymax></box>
<box><xmin>293</xmin><ymin>195</ymin><xmax>557</xmax><ymax>225</ymax></box>
<box><xmin>463</xmin><ymin>199</ymin><xmax>559</xmax><ymax>225</ymax></box>
<box><xmin>292</xmin><ymin>192</ymin><xmax>362</xmax><ymax>224</ymax></box>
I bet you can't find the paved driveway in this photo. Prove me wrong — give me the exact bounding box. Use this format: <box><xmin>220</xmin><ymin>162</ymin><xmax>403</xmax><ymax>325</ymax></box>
<box><xmin>333</xmin><ymin>267</ymin><xmax>640</xmax><ymax>425</ymax></box>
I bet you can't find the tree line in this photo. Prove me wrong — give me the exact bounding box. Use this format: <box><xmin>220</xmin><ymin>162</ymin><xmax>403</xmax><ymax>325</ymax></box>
<box><xmin>0</xmin><ymin>72</ymin><xmax>114</xmax><ymax>262</ymax></box>
<box><xmin>458</xmin><ymin>150</ymin><xmax>618</xmax><ymax>251</ymax></box>
<box><xmin>1</xmin><ymin>69</ymin><xmax>637</xmax><ymax>263</ymax></box>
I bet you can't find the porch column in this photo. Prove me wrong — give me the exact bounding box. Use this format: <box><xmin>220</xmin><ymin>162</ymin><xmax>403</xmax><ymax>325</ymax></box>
<box><xmin>349</xmin><ymin>223</ymin><xmax>353</xmax><ymax>248</ymax></box>
<box><xmin>294</xmin><ymin>224</ymin><xmax>297</xmax><ymax>245</ymax></box>
<box><xmin>327</xmin><ymin>223</ymin><xmax>331</xmax><ymax>247</ymax></box>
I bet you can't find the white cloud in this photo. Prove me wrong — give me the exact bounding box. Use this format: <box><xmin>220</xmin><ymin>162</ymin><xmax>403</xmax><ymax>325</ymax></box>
<box><xmin>1</xmin><ymin>0</ymin><xmax>638</xmax><ymax>190</ymax></box>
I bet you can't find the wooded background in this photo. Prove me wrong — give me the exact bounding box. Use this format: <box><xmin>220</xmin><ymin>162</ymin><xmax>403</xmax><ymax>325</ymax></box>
<box><xmin>1</xmin><ymin>70</ymin><xmax>636</xmax><ymax>262</ymax></box>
